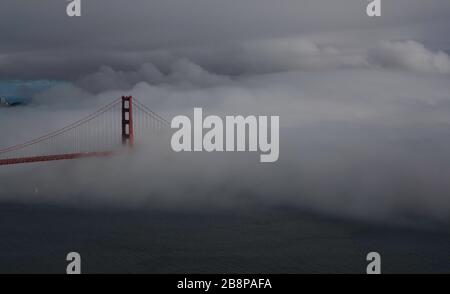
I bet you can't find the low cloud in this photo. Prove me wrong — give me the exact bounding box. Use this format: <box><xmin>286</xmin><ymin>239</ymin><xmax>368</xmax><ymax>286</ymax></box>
<box><xmin>56</xmin><ymin>39</ymin><xmax>450</xmax><ymax>95</ymax></box>
<box><xmin>235</xmin><ymin>38</ymin><xmax>367</xmax><ymax>73</ymax></box>
<box><xmin>2</xmin><ymin>54</ymin><xmax>450</xmax><ymax>226</ymax></box>
<box><xmin>369</xmin><ymin>40</ymin><xmax>450</xmax><ymax>74</ymax></box>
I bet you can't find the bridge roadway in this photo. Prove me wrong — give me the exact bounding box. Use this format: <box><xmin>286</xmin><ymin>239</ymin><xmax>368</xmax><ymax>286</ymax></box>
<box><xmin>0</xmin><ymin>151</ymin><xmax>114</xmax><ymax>166</ymax></box>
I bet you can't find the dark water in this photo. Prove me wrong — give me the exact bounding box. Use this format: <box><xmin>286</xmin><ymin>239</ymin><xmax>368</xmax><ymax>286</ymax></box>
<box><xmin>0</xmin><ymin>202</ymin><xmax>449</xmax><ymax>274</ymax></box>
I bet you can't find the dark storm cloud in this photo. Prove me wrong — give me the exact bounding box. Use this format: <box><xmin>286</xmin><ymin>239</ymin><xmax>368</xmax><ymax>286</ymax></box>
<box><xmin>1</xmin><ymin>0</ymin><xmax>450</xmax><ymax>79</ymax></box>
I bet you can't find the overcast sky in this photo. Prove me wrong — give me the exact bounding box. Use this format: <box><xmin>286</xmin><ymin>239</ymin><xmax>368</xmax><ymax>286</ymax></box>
<box><xmin>1</xmin><ymin>0</ymin><xmax>450</xmax><ymax>79</ymax></box>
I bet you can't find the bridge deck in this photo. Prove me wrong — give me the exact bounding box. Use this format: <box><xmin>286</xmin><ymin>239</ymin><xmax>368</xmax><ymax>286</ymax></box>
<box><xmin>0</xmin><ymin>151</ymin><xmax>114</xmax><ymax>166</ymax></box>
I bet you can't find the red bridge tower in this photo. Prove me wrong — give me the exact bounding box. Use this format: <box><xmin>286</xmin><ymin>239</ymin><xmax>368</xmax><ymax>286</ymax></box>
<box><xmin>121</xmin><ymin>96</ymin><xmax>134</xmax><ymax>147</ymax></box>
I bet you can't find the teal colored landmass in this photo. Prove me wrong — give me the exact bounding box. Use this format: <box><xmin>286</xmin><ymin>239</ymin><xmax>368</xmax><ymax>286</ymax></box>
<box><xmin>0</xmin><ymin>80</ymin><xmax>62</xmax><ymax>105</ymax></box>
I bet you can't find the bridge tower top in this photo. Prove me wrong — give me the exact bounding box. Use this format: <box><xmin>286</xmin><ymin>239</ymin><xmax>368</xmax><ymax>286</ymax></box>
<box><xmin>121</xmin><ymin>96</ymin><xmax>134</xmax><ymax>147</ymax></box>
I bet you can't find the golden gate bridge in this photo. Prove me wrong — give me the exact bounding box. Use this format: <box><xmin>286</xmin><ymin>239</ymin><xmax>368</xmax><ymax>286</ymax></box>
<box><xmin>0</xmin><ymin>96</ymin><xmax>169</xmax><ymax>166</ymax></box>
